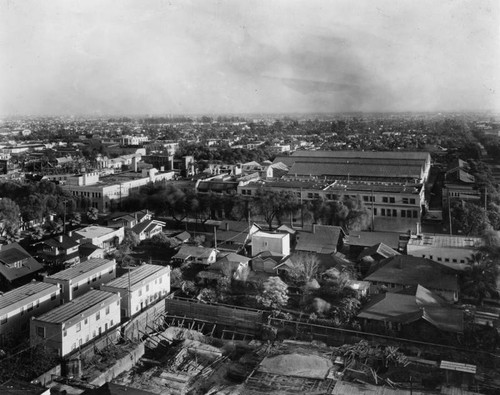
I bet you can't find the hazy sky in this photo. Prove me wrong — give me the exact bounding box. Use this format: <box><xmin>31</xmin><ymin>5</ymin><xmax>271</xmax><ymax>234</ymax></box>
<box><xmin>1</xmin><ymin>0</ymin><xmax>499</xmax><ymax>116</ymax></box>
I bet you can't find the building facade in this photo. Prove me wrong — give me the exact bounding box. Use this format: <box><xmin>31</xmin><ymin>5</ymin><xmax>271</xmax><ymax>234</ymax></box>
<box><xmin>43</xmin><ymin>258</ymin><xmax>117</xmax><ymax>302</ymax></box>
<box><xmin>101</xmin><ymin>264</ymin><xmax>170</xmax><ymax>319</ymax></box>
<box><xmin>30</xmin><ymin>289</ymin><xmax>120</xmax><ymax>357</ymax></box>
<box><xmin>0</xmin><ymin>282</ymin><xmax>61</xmax><ymax>345</ymax></box>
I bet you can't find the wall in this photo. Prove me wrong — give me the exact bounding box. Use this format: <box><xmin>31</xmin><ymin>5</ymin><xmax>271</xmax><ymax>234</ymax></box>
<box><xmin>89</xmin><ymin>343</ymin><xmax>145</xmax><ymax>387</ymax></box>
<box><xmin>122</xmin><ymin>297</ymin><xmax>167</xmax><ymax>341</ymax></box>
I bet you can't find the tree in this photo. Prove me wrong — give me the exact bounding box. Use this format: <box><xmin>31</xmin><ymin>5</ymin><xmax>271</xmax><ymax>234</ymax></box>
<box><xmin>30</xmin><ymin>226</ymin><xmax>45</xmax><ymax>241</ymax></box>
<box><xmin>86</xmin><ymin>207</ymin><xmax>99</xmax><ymax>222</ymax></box>
<box><xmin>254</xmin><ymin>189</ymin><xmax>298</xmax><ymax>229</ymax></box>
<box><xmin>0</xmin><ymin>198</ymin><xmax>21</xmax><ymax>239</ymax></box>
<box><xmin>257</xmin><ymin>276</ymin><xmax>289</xmax><ymax>309</ymax></box>
<box><xmin>120</xmin><ymin>229</ymin><xmax>140</xmax><ymax>253</ymax></box>
<box><xmin>450</xmin><ymin>200</ymin><xmax>490</xmax><ymax>236</ymax></box>
<box><xmin>286</xmin><ymin>252</ymin><xmax>319</xmax><ymax>283</ymax></box>
<box><xmin>461</xmin><ymin>251</ymin><xmax>499</xmax><ymax>305</ymax></box>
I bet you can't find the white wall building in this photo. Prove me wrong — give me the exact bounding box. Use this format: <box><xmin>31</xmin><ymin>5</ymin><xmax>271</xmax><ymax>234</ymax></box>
<box><xmin>74</xmin><ymin>226</ymin><xmax>125</xmax><ymax>251</ymax></box>
<box><xmin>44</xmin><ymin>258</ymin><xmax>117</xmax><ymax>302</ymax></box>
<box><xmin>101</xmin><ymin>264</ymin><xmax>170</xmax><ymax>319</ymax></box>
<box><xmin>30</xmin><ymin>289</ymin><xmax>120</xmax><ymax>357</ymax></box>
<box><xmin>251</xmin><ymin>231</ymin><xmax>290</xmax><ymax>257</ymax></box>
<box><xmin>0</xmin><ymin>282</ymin><xmax>61</xmax><ymax>345</ymax></box>
<box><xmin>406</xmin><ymin>234</ymin><xmax>482</xmax><ymax>268</ymax></box>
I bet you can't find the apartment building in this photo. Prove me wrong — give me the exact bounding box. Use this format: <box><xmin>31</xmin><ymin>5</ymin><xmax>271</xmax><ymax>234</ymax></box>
<box><xmin>30</xmin><ymin>289</ymin><xmax>120</xmax><ymax>357</ymax></box>
<box><xmin>101</xmin><ymin>264</ymin><xmax>170</xmax><ymax>319</ymax></box>
<box><xmin>0</xmin><ymin>281</ymin><xmax>61</xmax><ymax>345</ymax></box>
<box><xmin>44</xmin><ymin>258</ymin><xmax>117</xmax><ymax>302</ymax></box>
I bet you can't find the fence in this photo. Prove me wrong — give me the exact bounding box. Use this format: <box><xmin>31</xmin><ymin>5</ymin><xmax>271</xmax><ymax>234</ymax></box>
<box><xmin>165</xmin><ymin>297</ymin><xmax>264</xmax><ymax>335</ymax></box>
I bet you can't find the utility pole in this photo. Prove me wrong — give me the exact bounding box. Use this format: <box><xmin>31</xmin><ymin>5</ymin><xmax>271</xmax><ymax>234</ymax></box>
<box><xmin>448</xmin><ymin>189</ymin><xmax>452</xmax><ymax>236</ymax></box>
<box><xmin>371</xmin><ymin>189</ymin><xmax>375</xmax><ymax>231</ymax></box>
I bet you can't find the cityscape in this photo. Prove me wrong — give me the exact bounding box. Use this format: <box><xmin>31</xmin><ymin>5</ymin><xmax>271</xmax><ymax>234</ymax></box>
<box><xmin>0</xmin><ymin>1</ymin><xmax>500</xmax><ymax>395</ymax></box>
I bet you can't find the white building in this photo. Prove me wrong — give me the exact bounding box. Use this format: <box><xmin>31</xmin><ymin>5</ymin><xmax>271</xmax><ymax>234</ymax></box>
<box><xmin>251</xmin><ymin>231</ymin><xmax>290</xmax><ymax>257</ymax></box>
<box><xmin>406</xmin><ymin>234</ymin><xmax>482</xmax><ymax>268</ymax></box>
<box><xmin>101</xmin><ymin>264</ymin><xmax>170</xmax><ymax>319</ymax></box>
<box><xmin>44</xmin><ymin>258</ymin><xmax>117</xmax><ymax>302</ymax></box>
<box><xmin>74</xmin><ymin>226</ymin><xmax>125</xmax><ymax>251</ymax></box>
<box><xmin>30</xmin><ymin>289</ymin><xmax>120</xmax><ymax>357</ymax></box>
<box><xmin>0</xmin><ymin>282</ymin><xmax>61</xmax><ymax>345</ymax></box>
<box><xmin>62</xmin><ymin>170</ymin><xmax>175</xmax><ymax>212</ymax></box>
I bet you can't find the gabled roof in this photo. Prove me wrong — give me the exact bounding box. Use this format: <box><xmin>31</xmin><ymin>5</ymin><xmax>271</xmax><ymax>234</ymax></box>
<box><xmin>252</xmin><ymin>251</ymin><xmax>287</xmax><ymax>265</ymax></box>
<box><xmin>295</xmin><ymin>225</ymin><xmax>344</xmax><ymax>254</ymax></box>
<box><xmin>358</xmin><ymin>243</ymin><xmax>400</xmax><ymax>261</ymax></box>
<box><xmin>131</xmin><ymin>219</ymin><xmax>164</xmax><ymax>235</ymax></box>
<box><xmin>218</xmin><ymin>252</ymin><xmax>251</xmax><ymax>264</ymax></box>
<box><xmin>0</xmin><ymin>243</ymin><xmax>43</xmax><ymax>282</ymax></box>
<box><xmin>358</xmin><ymin>285</ymin><xmax>463</xmax><ymax>332</ymax></box>
<box><xmin>347</xmin><ymin>231</ymin><xmax>400</xmax><ymax>250</ymax></box>
<box><xmin>39</xmin><ymin>235</ymin><xmax>79</xmax><ymax>250</ymax></box>
<box><xmin>276</xmin><ymin>224</ymin><xmax>297</xmax><ymax>235</ymax></box>
<box><xmin>173</xmin><ymin>245</ymin><xmax>216</xmax><ymax>260</ymax></box>
<box><xmin>364</xmin><ymin>255</ymin><xmax>458</xmax><ymax>292</ymax></box>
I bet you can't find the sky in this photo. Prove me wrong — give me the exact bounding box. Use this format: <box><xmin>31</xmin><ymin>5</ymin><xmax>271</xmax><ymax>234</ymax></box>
<box><xmin>0</xmin><ymin>0</ymin><xmax>499</xmax><ymax>116</ymax></box>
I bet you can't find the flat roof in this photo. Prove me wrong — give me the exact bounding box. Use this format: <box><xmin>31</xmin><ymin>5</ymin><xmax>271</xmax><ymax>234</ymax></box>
<box><xmin>407</xmin><ymin>234</ymin><xmax>483</xmax><ymax>249</ymax></box>
<box><xmin>102</xmin><ymin>264</ymin><xmax>169</xmax><ymax>291</ymax></box>
<box><xmin>75</xmin><ymin>226</ymin><xmax>117</xmax><ymax>239</ymax></box>
<box><xmin>0</xmin><ymin>281</ymin><xmax>58</xmax><ymax>313</ymax></box>
<box><xmin>34</xmin><ymin>289</ymin><xmax>118</xmax><ymax>324</ymax></box>
<box><xmin>45</xmin><ymin>258</ymin><xmax>115</xmax><ymax>281</ymax></box>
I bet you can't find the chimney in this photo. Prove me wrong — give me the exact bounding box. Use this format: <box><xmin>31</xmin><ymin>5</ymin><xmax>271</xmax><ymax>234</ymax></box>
<box><xmin>68</xmin><ymin>231</ymin><xmax>73</xmax><ymax>237</ymax></box>
<box><xmin>312</xmin><ymin>223</ymin><xmax>317</xmax><ymax>234</ymax></box>
<box><xmin>416</xmin><ymin>222</ymin><xmax>421</xmax><ymax>235</ymax></box>
<box><xmin>225</xmin><ymin>222</ymin><xmax>229</xmax><ymax>231</ymax></box>
<box><xmin>58</xmin><ymin>235</ymin><xmax>63</xmax><ymax>243</ymax></box>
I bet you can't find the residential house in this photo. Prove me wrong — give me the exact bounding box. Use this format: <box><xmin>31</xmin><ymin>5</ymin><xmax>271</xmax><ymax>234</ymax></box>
<box><xmin>74</xmin><ymin>225</ymin><xmax>124</xmax><ymax>251</ymax></box>
<box><xmin>357</xmin><ymin>243</ymin><xmax>401</xmax><ymax>263</ymax></box>
<box><xmin>30</xmin><ymin>289</ymin><xmax>121</xmax><ymax>357</ymax></box>
<box><xmin>406</xmin><ymin>234</ymin><xmax>481</xmax><ymax>269</ymax></box>
<box><xmin>35</xmin><ymin>234</ymin><xmax>80</xmax><ymax>267</ymax></box>
<box><xmin>78</xmin><ymin>243</ymin><xmax>105</xmax><ymax>261</ymax></box>
<box><xmin>364</xmin><ymin>255</ymin><xmax>459</xmax><ymax>302</ymax></box>
<box><xmin>251</xmin><ymin>231</ymin><xmax>290</xmax><ymax>257</ymax></box>
<box><xmin>210</xmin><ymin>252</ymin><xmax>251</xmax><ymax>280</ymax></box>
<box><xmin>171</xmin><ymin>245</ymin><xmax>218</xmax><ymax>265</ymax></box>
<box><xmin>101</xmin><ymin>264</ymin><xmax>170</xmax><ymax>319</ymax></box>
<box><xmin>106</xmin><ymin>209</ymin><xmax>152</xmax><ymax>229</ymax></box>
<box><xmin>442</xmin><ymin>159</ymin><xmax>480</xmax><ymax>205</ymax></box>
<box><xmin>214</xmin><ymin>220</ymin><xmax>254</xmax><ymax>252</ymax></box>
<box><xmin>358</xmin><ymin>285</ymin><xmax>463</xmax><ymax>335</ymax></box>
<box><xmin>295</xmin><ymin>225</ymin><xmax>345</xmax><ymax>254</ymax></box>
<box><xmin>131</xmin><ymin>219</ymin><xmax>165</xmax><ymax>241</ymax></box>
<box><xmin>252</xmin><ymin>251</ymin><xmax>289</xmax><ymax>274</ymax></box>
<box><xmin>44</xmin><ymin>258</ymin><xmax>117</xmax><ymax>302</ymax></box>
<box><xmin>0</xmin><ymin>281</ymin><xmax>61</xmax><ymax>345</ymax></box>
<box><xmin>0</xmin><ymin>243</ymin><xmax>43</xmax><ymax>291</ymax></box>
<box><xmin>347</xmin><ymin>231</ymin><xmax>402</xmax><ymax>257</ymax></box>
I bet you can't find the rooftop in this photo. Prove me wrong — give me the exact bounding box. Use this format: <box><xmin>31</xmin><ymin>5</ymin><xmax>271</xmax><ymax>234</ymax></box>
<box><xmin>0</xmin><ymin>243</ymin><xmax>43</xmax><ymax>282</ymax></box>
<box><xmin>34</xmin><ymin>289</ymin><xmax>118</xmax><ymax>324</ymax></box>
<box><xmin>76</xmin><ymin>226</ymin><xmax>119</xmax><ymax>239</ymax></box>
<box><xmin>407</xmin><ymin>234</ymin><xmax>483</xmax><ymax>249</ymax></box>
<box><xmin>295</xmin><ymin>225</ymin><xmax>344</xmax><ymax>254</ymax></box>
<box><xmin>0</xmin><ymin>281</ymin><xmax>58</xmax><ymax>312</ymax></box>
<box><xmin>102</xmin><ymin>264</ymin><xmax>169</xmax><ymax>290</ymax></box>
<box><xmin>45</xmin><ymin>258</ymin><xmax>115</xmax><ymax>281</ymax></box>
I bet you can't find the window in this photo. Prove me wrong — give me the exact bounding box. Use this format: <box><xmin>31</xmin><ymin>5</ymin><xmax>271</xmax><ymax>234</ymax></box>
<box><xmin>392</xmin><ymin>209</ymin><xmax>397</xmax><ymax>217</ymax></box>
<box><xmin>63</xmin><ymin>330</ymin><xmax>67</xmax><ymax>337</ymax></box>
<box><xmin>437</xmin><ymin>257</ymin><xmax>442</xmax><ymax>262</ymax></box>
<box><xmin>389</xmin><ymin>197</ymin><xmax>395</xmax><ymax>203</ymax></box>
<box><xmin>381</xmin><ymin>209</ymin><xmax>386</xmax><ymax>216</ymax></box>
<box><xmin>373</xmin><ymin>208</ymin><xmax>377</xmax><ymax>216</ymax></box>
<box><xmin>96</xmin><ymin>312</ymin><xmax>100</xmax><ymax>320</ymax></box>
<box><xmin>1</xmin><ymin>315</ymin><xmax>6</xmax><ymax>325</ymax></box>
<box><xmin>73</xmin><ymin>284</ymin><xmax>79</xmax><ymax>292</ymax></box>
<box><xmin>412</xmin><ymin>210</ymin><xmax>418</xmax><ymax>218</ymax></box>
<box><xmin>87</xmin><ymin>278</ymin><xmax>91</xmax><ymax>285</ymax></box>
<box><xmin>402</xmin><ymin>198</ymin><xmax>409</xmax><ymax>204</ymax></box>
<box><xmin>410</xmin><ymin>198</ymin><xmax>416</xmax><ymax>205</ymax></box>
<box><xmin>111</xmin><ymin>319</ymin><xmax>114</xmax><ymax>326</ymax></box>
<box><xmin>382</xmin><ymin>197</ymin><xmax>388</xmax><ymax>203</ymax></box>
<box><xmin>109</xmin><ymin>267</ymin><xmax>113</xmax><ymax>274</ymax></box>
<box><xmin>92</xmin><ymin>276</ymin><xmax>97</xmax><ymax>282</ymax></box>
<box><xmin>401</xmin><ymin>210</ymin><xmax>406</xmax><ymax>218</ymax></box>
<box><xmin>445</xmin><ymin>258</ymin><xmax>450</xmax><ymax>262</ymax></box>
<box><xmin>387</xmin><ymin>210</ymin><xmax>391</xmax><ymax>217</ymax></box>
<box><xmin>84</xmin><ymin>318</ymin><xmax>88</xmax><ymax>324</ymax></box>
<box><xmin>138</xmin><ymin>290</ymin><xmax>142</xmax><ymax>297</ymax></box>
<box><xmin>159</xmin><ymin>277</ymin><xmax>162</xmax><ymax>284</ymax></box>
<box><xmin>106</xmin><ymin>306</ymin><xmax>110</xmax><ymax>315</ymax></box>
<box><xmin>452</xmin><ymin>259</ymin><xmax>457</xmax><ymax>263</ymax></box>
<box><xmin>146</xmin><ymin>285</ymin><xmax>150</xmax><ymax>292</ymax></box>
<box><xmin>36</xmin><ymin>326</ymin><xmax>46</xmax><ymax>338</ymax></box>
<box><xmin>76</xmin><ymin>322</ymin><xmax>81</xmax><ymax>332</ymax></box>
<box><xmin>27</xmin><ymin>303</ymin><xmax>33</xmax><ymax>312</ymax></box>
<box><xmin>51</xmin><ymin>293</ymin><xmax>57</xmax><ymax>300</ymax></box>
